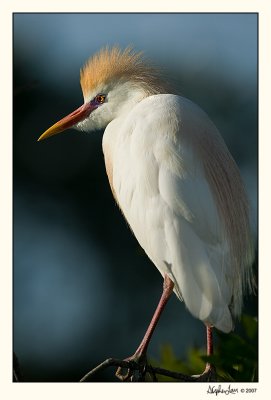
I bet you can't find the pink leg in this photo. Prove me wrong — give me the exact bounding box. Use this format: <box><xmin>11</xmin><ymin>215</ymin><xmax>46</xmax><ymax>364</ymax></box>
<box><xmin>192</xmin><ymin>325</ymin><xmax>216</xmax><ymax>381</ymax></box>
<box><xmin>133</xmin><ymin>274</ymin><xmax>174</xmax><ymax>359</ymax></box>
<box><xmin>204</xmin><ymin>325</ymin><xmax>214</xmax><ymax>372</ymax></box>
<box><xmin>207</xmin><ymin>325</ymin><xmax>213</xmax><ymax>356</ymax></box>
<box><xmin>116</xmin><ymin>274</ymin><xmax>174</xmax><ymax>380</ymax></box>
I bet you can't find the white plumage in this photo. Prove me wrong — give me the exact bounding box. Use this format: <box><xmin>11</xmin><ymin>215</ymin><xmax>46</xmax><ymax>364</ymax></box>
<box><xmin>103</xmin><ymin>93</ymin><xmax>240</xmax><ymax>333</ymax></box>
<box><xmin>38</xmin><ymin>46</ymin><xmax>255</xmax><ymax>378</ymax></box>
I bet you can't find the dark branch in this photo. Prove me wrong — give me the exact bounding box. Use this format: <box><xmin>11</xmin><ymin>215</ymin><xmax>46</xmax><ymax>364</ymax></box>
<box><xmin>80</xmin><ymin>357</ymin><xmax>210</xmax><ymax>382</ymax></box>
<box><xmin>13</xmin><ymin>352</ymin><xmax>23</xmax><ymax>382</ymax></box>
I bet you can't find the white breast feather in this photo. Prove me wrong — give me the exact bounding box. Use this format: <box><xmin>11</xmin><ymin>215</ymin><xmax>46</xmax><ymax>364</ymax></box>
<box><xmin>103</xmin><ymin>94</ymin><xmax>248</xmax><ymax>333</ymax></box>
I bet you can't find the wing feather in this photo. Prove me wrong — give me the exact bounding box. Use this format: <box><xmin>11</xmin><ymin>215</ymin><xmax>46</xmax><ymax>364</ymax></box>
<box><xmin>105</xmin><ymin>93</ymin><xmax>254</xmax><ymax>332</ymax></box>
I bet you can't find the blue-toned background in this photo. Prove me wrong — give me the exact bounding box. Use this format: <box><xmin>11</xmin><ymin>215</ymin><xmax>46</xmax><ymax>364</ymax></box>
<box><xmin>13</xmin><ymin>13</ymin><xmax>257</xmax><ymax>382</ymax></box>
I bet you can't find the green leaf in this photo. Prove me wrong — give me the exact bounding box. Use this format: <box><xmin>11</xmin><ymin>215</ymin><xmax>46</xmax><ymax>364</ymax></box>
<box><xmin>151</xmin><ymin>313</ymin><xmax>258</xmax><ymax>382</ymax></box>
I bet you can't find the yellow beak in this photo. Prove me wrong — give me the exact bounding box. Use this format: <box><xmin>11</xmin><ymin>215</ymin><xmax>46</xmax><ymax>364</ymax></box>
<box><xmin>38</xmin><ymin>102</ymin><xmax>96</xmax><ymax>141</ymax></box>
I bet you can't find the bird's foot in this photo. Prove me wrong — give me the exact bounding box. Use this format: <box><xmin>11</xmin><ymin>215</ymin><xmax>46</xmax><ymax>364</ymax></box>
<box><xmin>191</xmin><ymin>363</ymin><xmax>216</xmax><ymax>382</ymax></box>
<box><xmin>115</xmin><ymin>352</ymin><xmax>155</xmax><ymax>382</ymax></box>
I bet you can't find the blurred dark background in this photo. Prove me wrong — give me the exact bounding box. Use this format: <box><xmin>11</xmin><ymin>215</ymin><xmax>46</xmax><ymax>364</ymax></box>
<box><xmin>13</xmin><ymin>13</ymin><xmax>258</xmax><ymax>382</ymax></box>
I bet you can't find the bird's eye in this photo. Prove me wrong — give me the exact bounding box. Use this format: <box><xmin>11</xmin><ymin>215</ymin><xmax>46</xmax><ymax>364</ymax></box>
<box><xmin>95</xmin><ymin>94</ymin><xmax>106</xmax><ymax>104</ymax></box>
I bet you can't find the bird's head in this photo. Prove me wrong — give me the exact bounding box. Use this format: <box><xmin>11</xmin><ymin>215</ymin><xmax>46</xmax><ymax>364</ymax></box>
<box><xmin>38</xmin><ymin>46</ymin><xmax>168</xmax><ymax>141</ymax></box>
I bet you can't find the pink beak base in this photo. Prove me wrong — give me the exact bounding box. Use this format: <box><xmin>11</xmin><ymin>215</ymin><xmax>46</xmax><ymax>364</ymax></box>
<box><xmin>38</xmin><ymin>102</ymin><xmax>96</xmax><ymax>141</ymax></box>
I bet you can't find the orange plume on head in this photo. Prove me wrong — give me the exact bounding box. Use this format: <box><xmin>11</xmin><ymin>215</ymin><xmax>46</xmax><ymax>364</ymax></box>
<box><xmin>80</xmin><ymin>46</ymin><xmax>170</xmax><ymax>99</ymax></box>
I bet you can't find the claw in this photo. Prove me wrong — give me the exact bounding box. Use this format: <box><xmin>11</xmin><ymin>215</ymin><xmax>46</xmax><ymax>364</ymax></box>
<box><xmin>115</xmin><ymin>353</ymin><xmax>148</xmax><ymax>382</ymax></box>
<box><xmin>192</xmin><ymin>364</ymin><xmax>216</xmax><ymax>382</ymax></box>
<box><xmin>115</xmin><ymin>364</ymin><xmax>133</xmax><ymax>381</ymax></box>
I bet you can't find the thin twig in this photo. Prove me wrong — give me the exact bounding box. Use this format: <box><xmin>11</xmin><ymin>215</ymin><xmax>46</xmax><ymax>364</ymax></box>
<box><xmin>80</xmin><ymin>359</ymin><xmax>133</xmax><ymax>382</ymax></box>
<box><xmin>80</xmin><ymin>357</ymin><xmax>205</xmax><ymax>382</ymax></box>
<box><xmin>13</xmin><ymin>352</ymin><xmax>23</xmax><ymax>382</ymax></box>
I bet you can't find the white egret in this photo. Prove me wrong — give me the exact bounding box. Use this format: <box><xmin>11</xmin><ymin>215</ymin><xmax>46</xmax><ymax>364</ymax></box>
<box><xmin>38</xmin><ymin>46</ymin><xmax>255</xmax><ymax>381</ymax></box>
